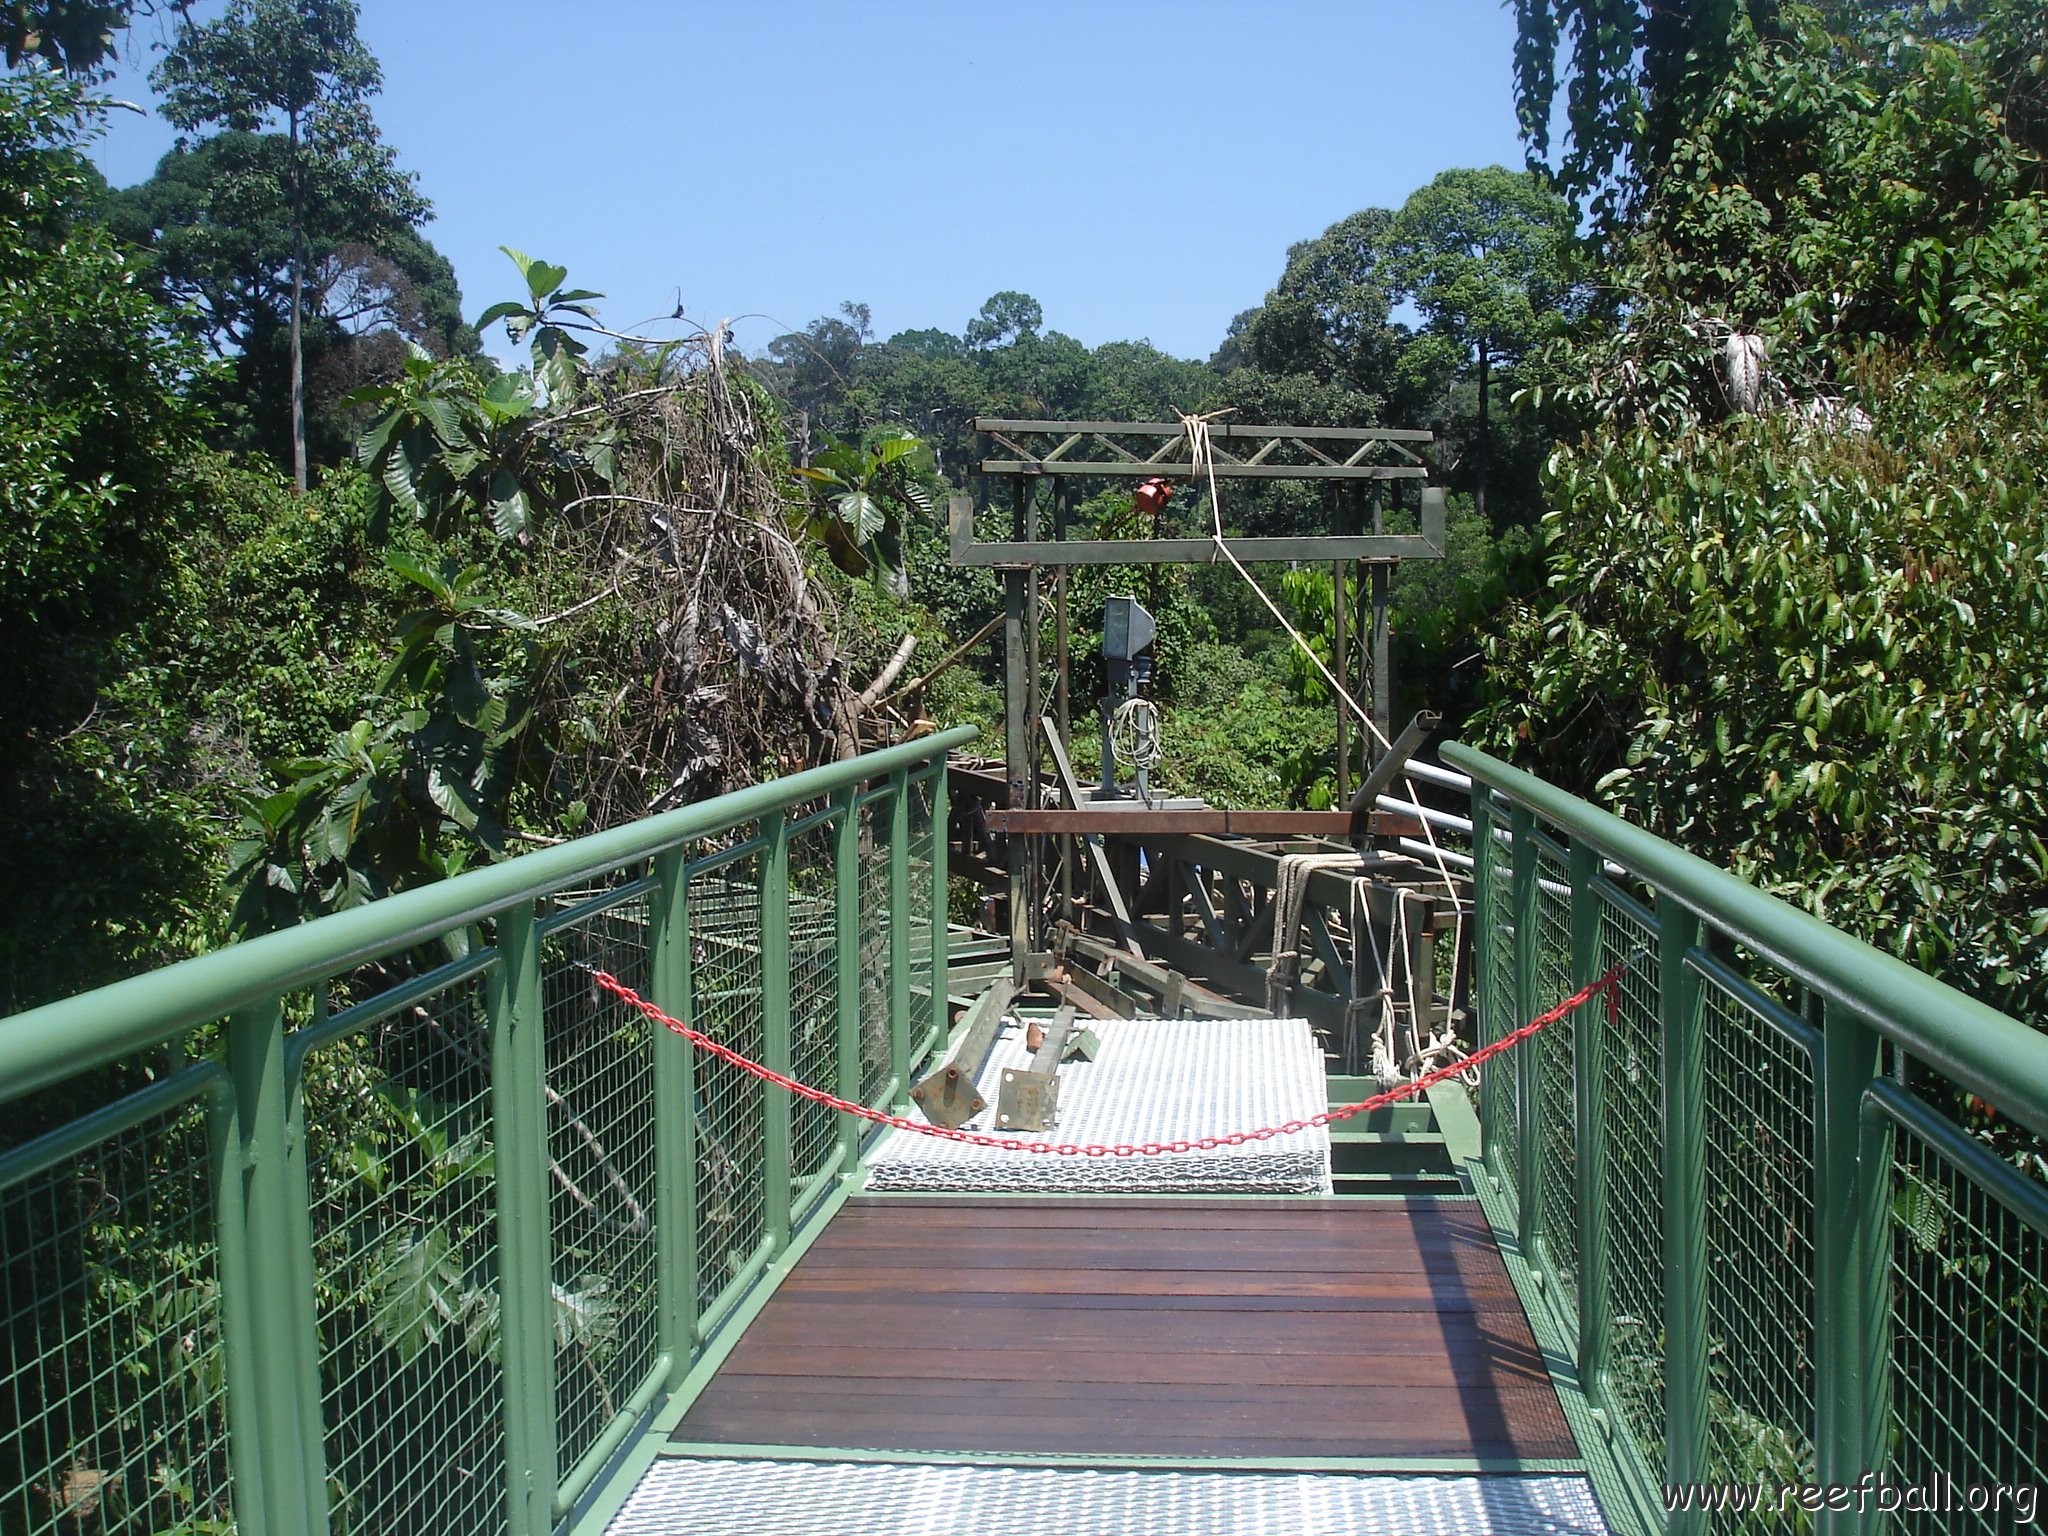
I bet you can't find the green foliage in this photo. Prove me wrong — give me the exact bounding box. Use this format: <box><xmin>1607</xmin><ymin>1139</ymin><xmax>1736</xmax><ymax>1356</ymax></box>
<box><xmin>225</xmin><ymin>551</ymin><xmax>558</xmax><ymax>932</ymax></box>
<box><xmin>1150</xmin><ymin>640</ymin><xmax>1336</xmax><ymax>809</ymax></box>
<box><xmin>1479</xmin><ymin>359</ymin><xmax>2048</xmax><ymax>1018</ymax></box>
<box><xmin>0</xmin><ymin>0</ymin><xmax>134</xmax><ymax>74</ymax></box>
<box><xmin>150</xmin><ymin>0</ymin><xmax>425</xmax><ymax>484</ymax></box>
<box><xmin>0</xmin><ymin>70</ymin><xmax>220</xmax><ymax>1010</ymax></box>
<box><xmin>109</xmin><ymin>129</ymin><xmax>464</xmax><ymax>466</ymax></box>
<box><xmin>351</xmin><ymin>345</ymin><xmax>549</xmax><ymax>540</ymax></box>
<box><xmin>793</xmin><ymin>426</ymin><xmax>934</xmax><ymax>596</ymax></box>
<box><xmin>1510</xmin><ymin>0</ymin><xmax>1792</xmax><ymax>224</ymax></box>
<box><xmin>1388</xmin><ymin>171</ymin><xmax>1582</xmax><ymax>408</ymax></box>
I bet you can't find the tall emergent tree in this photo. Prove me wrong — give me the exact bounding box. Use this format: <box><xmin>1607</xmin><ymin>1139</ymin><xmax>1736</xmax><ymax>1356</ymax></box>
<box><xmin>153</xmin><ymin>0</ymin><xmax>418</xmax><ymax>490</ymax></box>
<box><xmin>1386</xmin><ymin>167</ymin><xmax>1579</xmax><ymax>523</ymax></box>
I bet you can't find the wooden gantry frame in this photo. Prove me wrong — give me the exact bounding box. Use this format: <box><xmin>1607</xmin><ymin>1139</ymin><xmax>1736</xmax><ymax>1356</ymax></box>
<box><xmin>948</xmin><ymin>417</ymin><xmax>1449</xmax><ymax>974</ymax></box>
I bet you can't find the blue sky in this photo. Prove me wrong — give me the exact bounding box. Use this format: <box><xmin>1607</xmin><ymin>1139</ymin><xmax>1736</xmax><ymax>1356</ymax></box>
<box><xmin>89</xmin><ymin>1</ymin><xmax>1529</xmax><ymax>363</ymax></box>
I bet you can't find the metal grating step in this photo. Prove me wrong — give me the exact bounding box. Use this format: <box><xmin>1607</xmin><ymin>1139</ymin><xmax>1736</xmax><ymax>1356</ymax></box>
<box><xmin>864</xmin><ymin>1015</ymin><xmax>1333</xmax><ymax>1195</ymax></box>
<box><xmin>607</xmin><ymin>1457</ymin><xmax>1611</xmax><ymax>1535</ymax></box>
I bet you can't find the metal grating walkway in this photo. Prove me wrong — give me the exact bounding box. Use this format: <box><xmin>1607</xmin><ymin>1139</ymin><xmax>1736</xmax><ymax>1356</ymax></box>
<box><xmin>864</xmin><ymin>1015</ymin><xmax>1333</xmax><ymax>1194</ymax></box>
<box><xmin>607</xmin><ymin>1458</ymin><xmax>1610</xmax><ymax>1535</ymax></box>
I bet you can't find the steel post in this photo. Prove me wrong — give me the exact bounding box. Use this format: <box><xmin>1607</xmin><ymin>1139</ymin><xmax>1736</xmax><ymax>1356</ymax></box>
<box><xmin>929</xmin><ymin>765</ymin><xmax>951</xmax><ymax>1058</ymax></box>
<box><xmin>888</xmin><ymin>768</ymin><xmax>914</xmax><ymax>1106</ymax></box>
<box><xmin>1470</xmin><ymin>788</ymin><xmax>1499</xmax><ymax>1172</ymax></box>
<box><xmin>650</xmin><ymin>848</ymin><xmax>697</xmax><ymax>1388</ymax></box>
<box><xmin>1333</xmin><ymin>558</ymin><xmax>1349</xmax><ymax>805</ymax></box>
<box><xmin>1002</xmin><ymin>568</ymin><xmax>1030</xmax><ymax>974</ymax></box>
<box><xmin>490</xmin><ymin>901</ymin><xmax>559</xmax><ymax>1534</ymax></box>
<box><xmin>1816</xmin><ymin>1005</ymin><xmax>1887</xmax><ymax>1535</ymax></box>
<box><xmin>1510</xmin><ymin>805</ymin><xmax>1542</xmax><ymax>1257</ymax></box>
<box><xmin>834</xmin><ymin>787</ymin><xmax>865</xmax><ymax>1148</ymax></box>
<box><xmin>1568</xmin><ymin>842</ymin><xmax>1610</xmax><ymax>1389</ymax></box>
<box><xmin>1658</xmin><ymin>906</ymin><xmax>1708</xmax><ymax>1528</ymax></box>
<box><xmin>759</xmin><ymin>812</ymin><xmax>793</xmax><ymax>1255</ymax></box>
<box><xmin>214</xmin><ymin>995</ymin><xmax>329</xmax><ymax>1536</ymax></box>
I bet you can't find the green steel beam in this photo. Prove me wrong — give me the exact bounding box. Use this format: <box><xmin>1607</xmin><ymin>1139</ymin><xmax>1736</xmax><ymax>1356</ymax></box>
<box><xmin>491</xmin><ymin>901</ymin><xmax>559</xmax><ymax>1536</ymax></box>
<box><xmin>1510</xmin><ymin>804</ymin><xmax>1542</xmax><ymax>1258</ymax></box>
<box><xmin>214</xmin><ymin>997</ymin><xmax>329</xmax><ymax>1536</ymax></box>
<box><xmin>928</xmin><ymin>765</ymin><xmax>952</xmax><ymax>1062</ymax></box>
<box><xmin>1568</xmin><ymin>841</ymin><xmax>1610</xmax><ymax>1397</ymax></box>
<box><xmin>1469</xmin><ymin>786</ymin><xmax>1500</xmax><ymax>1175</ymax></box>
<box><xmin>1816</xmin><ymin>1003</ymin><xmax>1886</xmax><ymax>1536</ymax></box>
<box><xmin>760</xmin><ymin>813</ymin><xmax>794</xmax><ymax>1255</ymax></box>
<box><xmin>1443</xmin><ymin>742</ymin><xmax>2048</xmax><ymax>1139</ymax></box>
<box><xmin>833</xmin><ymin>791</ymin><xmax>864</xmax><ymax>1171</ymax></box>
<box><xmin>888</xmin><ymin>768</ymin><xmax>913</xmax><ymax>1107</ymax></box>
<box><xmin>0</xmin><ymin>726</ymin><xmax>978</xmax><ymax>1101</ymax></box>
<box><xmin>650</xmin><ymin>848</ymin><xmax>698</xmax><ymax>1388</ymax></box>
<box><xmin>1657</xmin><ymin>907</ymin><xmax>1707</xmax><ymax>1531</ymax></box>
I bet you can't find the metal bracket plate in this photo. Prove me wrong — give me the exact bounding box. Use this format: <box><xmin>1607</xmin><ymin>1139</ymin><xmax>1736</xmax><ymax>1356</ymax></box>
<box><xmin>909</xmin><ymin>1062</ymin><xmax>988</xmax><ymax>1129</ymax></box>
<box><xmin>995</xmin><ymin>1067</ymin><xmax>1060</xmax><ymax>1132</ymax></box>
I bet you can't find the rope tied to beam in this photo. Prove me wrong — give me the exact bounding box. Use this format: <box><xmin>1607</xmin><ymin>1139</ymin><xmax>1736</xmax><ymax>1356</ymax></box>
<box><xmin>1174</xmin><ymin>408</ymin><xmax>1468</xmax><ymax>919</ymax></box>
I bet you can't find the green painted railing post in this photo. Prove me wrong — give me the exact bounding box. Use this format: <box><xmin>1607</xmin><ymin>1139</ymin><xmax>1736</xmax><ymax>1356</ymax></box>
<box><xmin>1569</xmin><ymin>842</ymin><xmax>1609</xmax><ymax>1388</ymax></box>
<box><xmin>650</xmin><ymin>848</ymin><xmax>697</xmax><ymax>1388</ymax></box>
<box><xmin>1816</xmin><ymin>1005</ymin><xmax>1887</xmax><ymax>1536</ymax></box>
<box><xmin>490</xmin><ymin>901</ymin><xmax>558</xmax><ymax>1535</ymax></box>
<box><xmin>834</xmin><ymin>788</ymin><xmax>865</xmax><ymax>1149</ymax></box>
<box><xmin>929</xmin><ymin>766</ymin><xmax>951</xmax><ymax>1057</ymax></box>
<box><xmin>1470</xmin><ymin>786</ymin><xmax>1500</xmax><ymax>1168</ymax></box>
<box><xmin>1658</xmin><ymin>906</ymin><xmax>1709</xmax><ymax>1529</ymax></box>
<box><xmin>213</xmin><ymin>996</ymin><xmax>329</xmax><ymax>1536</ymax></box>
<box><xmin>760</xmin><ymin>813</ymin><xmax>794</xmax><ymax>1254</ymax></box>
<box><xmin>1510</xmin><ymin>804</ymin><xmax>1543</xmax><ymax>1257</ymax></box>
<box><xmin>888</xmin><ymin>768</ymin><xmax>913</xmax><ymax>1106</ymax></box>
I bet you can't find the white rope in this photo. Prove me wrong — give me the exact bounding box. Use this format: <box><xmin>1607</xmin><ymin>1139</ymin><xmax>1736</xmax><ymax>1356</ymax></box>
<box><xmin>1176</xmin><ymin>409</ymin><xmax>1467</xmax><ymax>912</ymax></box>
<box><xmin>1182</xmin><ymin>411</ymin><xmax>1390</xmax><ymax>752</ymax></box>
<box><xmin>1108</xmin><ymin>697</ymin><xmax>1163</xmax><ymax>770</ymax></box>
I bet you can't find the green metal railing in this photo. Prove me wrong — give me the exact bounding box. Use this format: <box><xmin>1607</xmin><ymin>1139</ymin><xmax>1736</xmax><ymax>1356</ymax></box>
<box><xmin>0</xmin><ymin>727</ymin><xmax>971</xmax><ymax>1536</ymax></box>
<box><xmin>1449</xmin><ymin>742</ymin><xmax>2048</xmax><ymax>1536</ymax></box>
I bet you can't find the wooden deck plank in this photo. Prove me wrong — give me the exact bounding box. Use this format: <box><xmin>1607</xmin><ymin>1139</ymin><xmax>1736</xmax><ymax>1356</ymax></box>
<box><xmin>671</xmin><ymin>1196</ymin><xmax>1579</xmax><ymax>1463</ymax></box>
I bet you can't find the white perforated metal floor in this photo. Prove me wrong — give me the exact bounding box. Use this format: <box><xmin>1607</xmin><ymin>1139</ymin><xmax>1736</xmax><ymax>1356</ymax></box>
<box><xmin>606</xmin><ymin>1458</ymin><xmax>1611</xmax><ymax>1535</ymax></box>
<box><xmin>864</xmin><ymin>1015</ymin><xmax>1333</xmax><ymax>1195</ymax></box>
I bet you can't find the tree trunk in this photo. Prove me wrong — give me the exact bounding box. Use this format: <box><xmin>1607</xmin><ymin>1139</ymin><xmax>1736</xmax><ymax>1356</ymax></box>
<box><xmin>1475</xmin><ymin>339</ymin><xmax>1490</xmax><ymax>528</ymax></box>
<box><xmin>289</xmin><ymin>109</ymin><xmax>308</xmax><ymax>494</ymax></box>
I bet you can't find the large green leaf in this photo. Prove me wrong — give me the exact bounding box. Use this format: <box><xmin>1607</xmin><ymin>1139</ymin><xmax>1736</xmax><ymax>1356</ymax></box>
<box><xmin>488</xmin><ymin>467</ymin><xmax>531</xmax><ymax>540</ymax></box>
<box><xmin>367</xmin><ymin>1229</ymin><xmax>471</xmax><ymax>1367</ymax></box>
<box><xmin>834</xmin><ymin>489</ymin><xmax>886</xmax><ymax>543</ymax></box>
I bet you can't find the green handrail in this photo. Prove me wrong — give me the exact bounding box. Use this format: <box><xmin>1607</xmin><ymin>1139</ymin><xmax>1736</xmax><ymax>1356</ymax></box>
<box><xmin>0</xmin><ymin>727</ymin><xmax>976</xmax><ymax>1101</ymax></box>
<box><xmin>1444</xmin><ymin>743</ymin><xmax>2048</xmax><ymax>1140</ymax></box>
<box><xmin>0</xmin><ymin>727</ymin><xmax>971</xmax><ymax>1536</ymax></box>
<box><xmin>1449</xmin><ymin>740</ymin><xmax>2048</xmax><ymax>1536</ymax></box>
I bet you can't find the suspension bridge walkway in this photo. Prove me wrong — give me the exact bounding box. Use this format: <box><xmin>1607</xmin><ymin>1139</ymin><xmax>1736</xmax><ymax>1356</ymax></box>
<box><xmin>2</xmin><ymin>726</ymin><xmax>2044</xmax><ymax>1535</ymax></box>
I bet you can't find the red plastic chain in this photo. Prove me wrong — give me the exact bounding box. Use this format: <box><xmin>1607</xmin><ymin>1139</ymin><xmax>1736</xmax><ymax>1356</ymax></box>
<box><xmin>589</xmin><ymin>962</ymin><xmax>1627</xmax><ymax>1158</ymax></box>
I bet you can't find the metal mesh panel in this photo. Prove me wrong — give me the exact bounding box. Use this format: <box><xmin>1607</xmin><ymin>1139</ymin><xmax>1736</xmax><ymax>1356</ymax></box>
<box><xmin>1886</xmin><ymin>1118</ymin><xmax>2048</xmax><ymax>1533</ymax></box>
<box><xmin>866</xmin><ymin>1016</ymin><xmax>1333</xmax><ymax>1195</ymax></box>
<box><xmin>1697</xmin><ymin>975</ymin><xmax>1816</xmax><ymax>1500</ymax></box>
<box><xmin>1483</xmin><ymin>828</ymin><xmax>1521</xmax><ymax>1196</ymax></box>
<box><xmin>0</xmin><ymin>1083</ymin><xmax>230</xmax><ymax>1536</ymax></box>
<box><xmin>611</xmin><ymin>1458</ymin><xmax>1613</xmax><ymax>1536</ymax></box>
<box><xmin>907</xmin><ymin>775</ymin><xmax>938</xmax><ymax>1062</ymax></box>
<box><xmin>786</xmin><ymin>818</ymin><xmax>842</xmax><ymax>1188</ymax></box>
<box><xmin>1598</xmin><ymin>891</ymin><xmax>1667</xmax><ymax>1470</ymax></box>
<box><xmin>1534</xmin><ymin>836</ymin><xmax>1579</xmax><ymax>1313</ymax></box>
<box><xmin>688</xmin><ymin>849</ymin><xmax>767</xmax><ymax>1313</ymax></box>
<box><xmin>542</xmin><ymin>892</ymin><xmax>659</xmax><ymax>1478</ymax></box>
<box><xmin>302</xmin><ymin>975</ymin><xmax>508</xmax><ymax>1536</ymax></box>
<box><xmin>857</xmin><ymin>795</ymin><xmax>894</xmax><ymax>1107</ymax></box>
